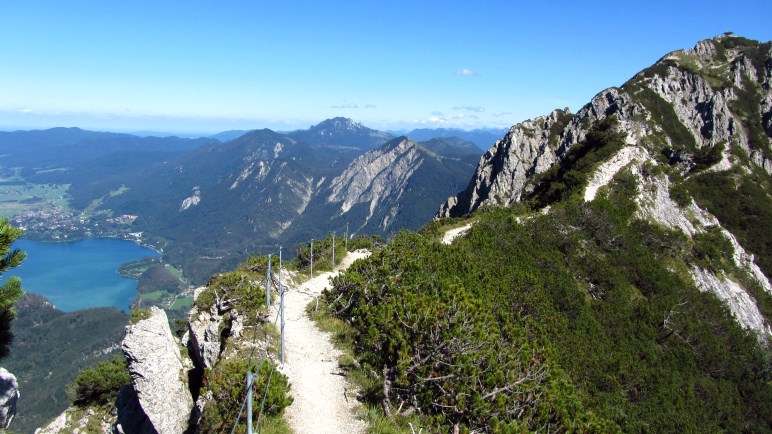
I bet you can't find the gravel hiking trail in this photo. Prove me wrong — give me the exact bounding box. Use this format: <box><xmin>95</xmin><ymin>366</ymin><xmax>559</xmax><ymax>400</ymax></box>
<box><xmin>278</xmin><ymin>250</ymin><xmax>370</xmax><ymax>434</ymax></box>
<box><xmin>442</xmin><ymin>223</ymin><xmax>473</xmax><ymax>245</ymax></box>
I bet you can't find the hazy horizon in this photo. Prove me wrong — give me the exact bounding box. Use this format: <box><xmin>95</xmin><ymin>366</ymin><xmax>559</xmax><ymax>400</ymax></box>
<box><xmin>2</xmin><ymin>1</ymin><xmax>771</xmax><ymax>133</ymax></box>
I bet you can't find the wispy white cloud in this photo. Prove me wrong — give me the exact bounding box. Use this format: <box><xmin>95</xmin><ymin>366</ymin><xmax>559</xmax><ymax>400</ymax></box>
<box><xmin>455</xmin><ymin>68</ymin><xmax>479</xmax><ymax>77</ymax></box>
<box><xmin>16</xmin><ymin>108</ymin><xmax>33</xmax><ymax>113</ymax></box>
<box><xmin>452</xmin><ymin>105</ymin><xmax>485</xmax><ymax>113</ymax></box>
<box><xmin>491</xmin><ymin>111</ymin><xmax>512</xmax><ymax>118</ymax></box>
<box><xmin>331</xmin><ymin>100</ymin><xmax>377</xmax><ymax>110</ymax></box>
<box><xmin>331</xmin><ymin>102</ymin><xmax>359</xmax><ymax>109</ymax></box>
<box><xmin>417</xmin><ymin>111</ymin><xmax>482</xmax><ymax>126</ymax></box>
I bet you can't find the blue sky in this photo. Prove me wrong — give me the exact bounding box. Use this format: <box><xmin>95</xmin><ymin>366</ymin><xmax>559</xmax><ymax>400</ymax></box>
<box><xmin>1</xmin><ymin>0</ymin><xmax>770</xmax><ymax>134</ymax></box>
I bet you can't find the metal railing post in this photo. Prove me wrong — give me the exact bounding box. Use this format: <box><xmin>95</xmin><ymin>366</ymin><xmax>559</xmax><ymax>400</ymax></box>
<box><xmin>279</xmin><ymin>246</ymin><xmax>284</xmax><ymax>364</ymax></box>
<box><xmin>265</xmin><ymin>254</ymin><xmax>272</xmax><ymax>308</ymax></box>
<box><xmin>246</xmin><ymin>371</ymin><xmax>253</xmax><ymax>434</ymax></box>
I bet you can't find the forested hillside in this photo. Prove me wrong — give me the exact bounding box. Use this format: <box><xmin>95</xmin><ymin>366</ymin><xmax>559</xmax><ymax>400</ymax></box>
<box><xmin>4</xmin><ymin>294</ymin><xmax>127</xmax><ymax>432</ymax></box>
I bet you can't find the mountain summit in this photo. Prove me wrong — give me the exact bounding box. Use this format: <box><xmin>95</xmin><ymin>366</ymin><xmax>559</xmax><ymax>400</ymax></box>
<box><xmin>288</xmin><ymin>117</ymin><xmax>394</xmax><ymax>150</ymax></box>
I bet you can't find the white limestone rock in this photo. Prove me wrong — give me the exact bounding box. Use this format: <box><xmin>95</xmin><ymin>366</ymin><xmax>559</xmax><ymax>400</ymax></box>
<box><xmin>122</xmin><ymin>307</ymin><xmax>193</xmax><ymax>434</ymax></box>
<box><xmin>0</xmin><ymin>368</ymin><xmax>19</xmax><ymax>429</ymax></box>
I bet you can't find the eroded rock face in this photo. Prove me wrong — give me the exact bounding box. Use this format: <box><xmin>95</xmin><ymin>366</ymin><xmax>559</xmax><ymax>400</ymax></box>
<box><xmin>437</xmin><ymin>86</ymin><xmax>650</xmax><ymax>219</ymax></box>
<box><xmin>327</xmin><ymin>138</ymin><xmax>424</xmax><ymax>228</ymax></box>
<box><xmin>691</xmin><ymin>267</ymin><xmax>771</xmax><ymax>336</ymax></box>
<box><xmin>633</xmin><ymin>170</ymin><xmax>771</xmax><ymax>337</ymax></box>
<box><xmin>0</xmin><ymin>368</ymin><xmax>19</xmax><ymax>429</ymax></box>
<box><xmin>438</xmin><ymin>36</ymin><xmax>772</xmax><ymax>218</ymax></box>
<box><xmin>187</xmin><ymin>304</ymin><xmax>225</xmax><ymax>373</ymax></box>
<box><xmin>122</xmin><ymin>307</ymin><xmax>193</xmax><ymax>434</ymax></box>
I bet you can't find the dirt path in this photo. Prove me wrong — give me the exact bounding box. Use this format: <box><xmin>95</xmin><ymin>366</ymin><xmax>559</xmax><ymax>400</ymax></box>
<box><xmin>278</xmin><ymin>250</ymin><xmax>370</xmax><ymax>434</ymax></box>
<box><xmin>442</xmin><ymin>223</ymin><xmax>473</xmax><ymax>244</ymax></box>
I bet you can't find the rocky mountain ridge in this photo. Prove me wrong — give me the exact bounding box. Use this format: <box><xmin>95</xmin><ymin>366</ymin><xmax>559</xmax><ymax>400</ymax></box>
<box><xmin>438</xmin><ymin>34</ymin><xmax>772</xmax><ymax>337</ymax></box>
<box><xmin>439</xmin><ymin>35</ymin><xmax>772</xmax><ymax>216</ymax></box>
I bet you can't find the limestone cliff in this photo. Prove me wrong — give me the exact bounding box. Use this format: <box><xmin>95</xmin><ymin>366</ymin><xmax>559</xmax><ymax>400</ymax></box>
<box><xmin>326</xmin><ymin>137</ymin><xmax>439</xmax><ymax>230</ymax></box>
<box><xmin>187</xmin><ymin>286</ymin><xmax>245</xmax><ymax>372</ymax></box>
<box><xmin>288</xmin><ymin>136</ymin><xmax>476</xmax><ymax>237</ymax></box>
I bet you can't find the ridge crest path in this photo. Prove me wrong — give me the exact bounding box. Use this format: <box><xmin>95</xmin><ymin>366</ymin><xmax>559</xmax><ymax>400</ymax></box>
<box><xmin>278</xmin><ymin>249</ymin><xmax>370</xmax><ymax>434</ymax></box>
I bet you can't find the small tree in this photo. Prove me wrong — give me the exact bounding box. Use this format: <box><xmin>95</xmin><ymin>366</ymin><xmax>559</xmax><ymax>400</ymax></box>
<box><xmin>67</xmin><ymin>356</ymin><xmax>132</xmax><ymax>406</ymax></box>
<box><xmin>0</xmin><ymin>218</ymin><xmax>25</xmax><ymax>360</ymax></box>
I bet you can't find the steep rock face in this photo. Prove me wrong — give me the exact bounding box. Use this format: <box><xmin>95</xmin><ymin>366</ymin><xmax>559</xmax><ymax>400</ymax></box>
<box><xmin>437</xmin><ymin>109</ymin><xmax>569</xmax><ymax>217</ymax></box>
<box><xmin>0</xmin><ymin>368</ymin><xmax>18</xmax><ymax>429</ymax></box>
<box><xmin>327</xmin><ymin>138</ymin><xmax>424</xmax><ymax>226</ymax></box>
<box><xmin>643</xmin><ymin>39</ymin><xmax>772</xmax><ymax>172</ymax></box>
<box><xmin>321</xmin><ymin>137</ymin><xmax>477</xmax><ymax>233</ymax></box>
<box><xmin>438</xmin><ymin>87</ymin><xmax>648</xmax><ymax>217</ymax></box>
<box><xmin>121</xmin><ymin>307</ymin><xmax>193</xmax><ymax>434</ymax></box>
<box><xmin>115</xmin><ymin>385</ymin><xmax>155</xmax><ymax>434</ymax></box>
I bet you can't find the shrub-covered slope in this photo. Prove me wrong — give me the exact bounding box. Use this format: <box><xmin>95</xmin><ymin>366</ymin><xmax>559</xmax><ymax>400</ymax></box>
<box><xmin>323</xmin><ymin>172</ymin><xmax>771</xmax><ymax>432</ymax></box>
<box><xmin>321</xmin><ymin>35</ymin><xmax>772</xmax><ymax>432</ymax></box>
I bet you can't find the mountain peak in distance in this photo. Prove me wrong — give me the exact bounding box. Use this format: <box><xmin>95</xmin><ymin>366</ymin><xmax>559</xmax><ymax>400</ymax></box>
<box><xmin>288</xmin><ymin>117</ymin><xmax>393</xmax><ymax>150</ymax></box>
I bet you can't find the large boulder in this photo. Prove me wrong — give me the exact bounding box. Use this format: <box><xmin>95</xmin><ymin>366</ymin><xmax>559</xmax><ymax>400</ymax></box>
<box><xmin>0</xmin><ymin>367</ymin><xmax>19</xmax><ymax>429</ymax></box>
<box><xmin>122</xmin><ymin>307</ymin><xmax>193</xmax><ymax>434</ymax></box>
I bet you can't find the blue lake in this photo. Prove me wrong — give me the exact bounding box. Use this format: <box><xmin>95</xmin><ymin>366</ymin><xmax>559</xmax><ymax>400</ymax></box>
<box><xmin>5</xmin><ymin>238</ymin><xmax>160</xmax><ymax>312</ymax></box>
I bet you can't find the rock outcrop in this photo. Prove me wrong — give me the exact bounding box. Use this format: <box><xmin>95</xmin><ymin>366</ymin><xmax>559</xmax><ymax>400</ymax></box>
<box><xmin>187</xmin><ymin>291</ymin><xmax>243</xmax><ymax>372</ymax></box>
<box><xmin>121</xmin><ymin>307</ymin><xmax>193</xmax><ymax>434</ymax></box>
<box><xmin>0</xmin><ymin>368</ymin><xmax>18</xmax><ymax>429</ymax></box>
<box><xmin>35</xmin><ymin>407</ymin><xmax>115</xmax><ymax>434</ymax></box>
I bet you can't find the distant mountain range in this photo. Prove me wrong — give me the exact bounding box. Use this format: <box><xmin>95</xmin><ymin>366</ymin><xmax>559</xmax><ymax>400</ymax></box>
<box><xmin>209</xmin><ymin>130</ymin><xmax>252</xmax><ymax>142</ymax></box>
<box><xmin>392</xmin><ymin>127</ymin><xmax>507</xmax><ymax>150</ymax></box>
<box><xmin>0</xmin><ymin>127</ymin><xmax>215</xmax><ymax>169</ymax></box>
<box><xmin>206</xmin><ymin>121</ymin><xmax>506</xmax><ymax>151</ymax></box>
<box><xmin>3</xmin><ymin>118</ymin><xmax>482</xmax><ymax>283</ymax></box>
